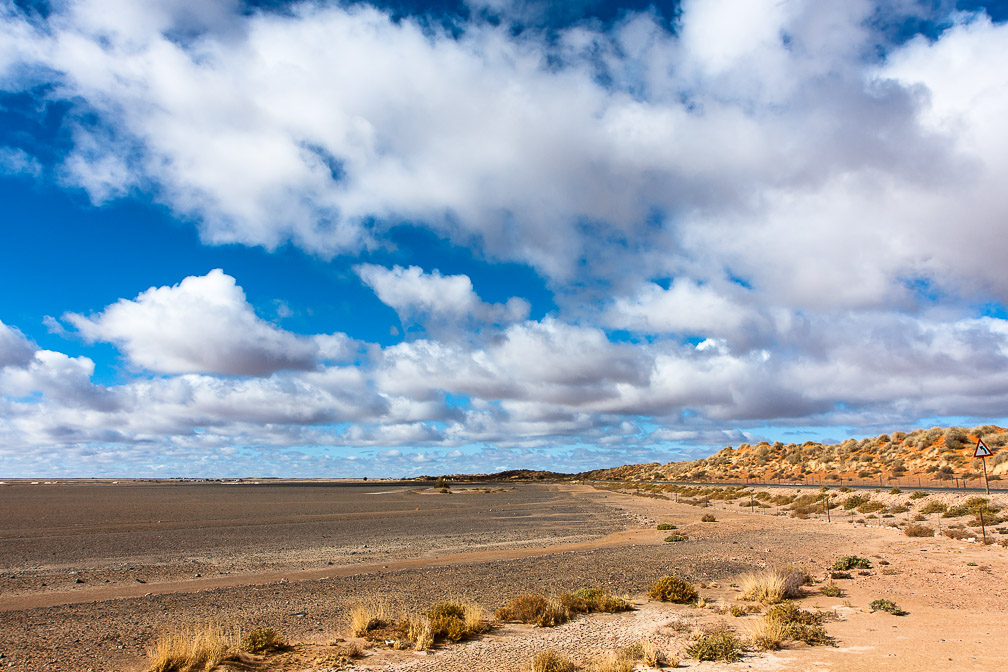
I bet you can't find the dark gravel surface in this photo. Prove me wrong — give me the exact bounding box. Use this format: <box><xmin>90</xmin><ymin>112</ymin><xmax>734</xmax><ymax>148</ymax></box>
<box><xmin>0</xmin><ymin>483</ymin><xmax>849</xmax><ymax>672</ymax></box>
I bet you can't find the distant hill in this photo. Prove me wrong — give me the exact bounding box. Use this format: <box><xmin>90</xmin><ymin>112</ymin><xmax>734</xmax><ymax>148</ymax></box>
<box><xmin>582</xmin><ymin>425</ymin><xmax>1008</xmax><ymax>486</ymax></box>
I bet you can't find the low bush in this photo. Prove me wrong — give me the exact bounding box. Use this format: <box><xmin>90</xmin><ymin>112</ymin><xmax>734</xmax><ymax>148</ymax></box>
<box><xmin>664</xmin><ymin>534</ymin><xmax>686</xmax><ymax>542</ymax></box>
<box><xmin>869</xmin><ymin>598</ymin><xmax>906</xmax><ymax>615</ymax></box>
<box><xmin>648</xmin><ymin>575</ymin><xmax>698</xmax><ymax>603</ymax></box>
<box><xmin>820</xmin><ymin>582</ymin><xmax>844</xmax><ymax>597</ymax></box>
<box><xmin>919</xmin><ymin>500</ymin><xmax>947</xmax><ymax>515</ymax></box>
<box><xmin>909</xmin><ymin>491</ymin><xmax>929</xmax><ymax>500</ymax></box>
<box><xmin>656</xmin><ymin>523</ymin><xmax>677</xmax><ymax>530</ymax></box>
<box><xmin>687</xmin><ymin>625</ymin><xmax>741</xmax><ymax>662</ymax></box>
<box><xmin>700</xmin><ymin>513</ymin><xmax>717</xmax><ymax>522</ymax></box>
<box><xmin>903</xmin><ymin>523</ymin><xmax>934</xmax><ymax>537</ymax></box>
<box><xmin>562</xmin><ymin>588</ymin><xmax>632</xmax><ymax>614</ymax></box>
<box><xmin>495</xmin><ymin>594</ymin><xmax>569</xmax><ymax>627</ymax></box>
<box><xmin>832</xmin><ymin>555</ymin><xmax>871</xmax><ymax>571</ymax></box>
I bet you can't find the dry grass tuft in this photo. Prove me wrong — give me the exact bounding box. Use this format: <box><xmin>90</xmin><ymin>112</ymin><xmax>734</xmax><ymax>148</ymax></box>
<box><xmin>525</xmin><ymin>649</ymin><xmax>578</xmax><ymax>672</ymax></box>
<box><xmin>748</xmin><ymin>614</ymin><xmax>786</xmax><ymax>651</ymax></box>
<box><xmin>239</xmin><ymin>626</ymin><xmax>287</xmax><ymax>654</ymax></box>
<box><xmin>147</xmin><ymin>623</ymin><xmax>237</xmax><ymax>672</ymax></box>
<box><xmin>349</xmin><ymin>599</ymin><xmax>391</xmax><ymax>637</ymax></box>
<box><xmin>495</xmin><ymin>593</ymin><xmax>570</xmax><ymax>627</ymax></box>
<box><xmin>738</xmin><ymin>568</ymin><xmax>804</xmax><ymax>604</ymax></box>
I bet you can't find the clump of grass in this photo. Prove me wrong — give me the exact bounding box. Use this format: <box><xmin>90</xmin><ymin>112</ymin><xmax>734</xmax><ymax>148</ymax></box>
<box><xmin>820</xmin><ymin>582</ymin><xmax>844</xmax><ymax>597</ymax></box>
<box><xmin>525</xmin><ymin>649</ymin><xmax>578</xmax><ymax>672</ymax></box>
<box><xmin>748</xmin><ymin>614</ymin><xmax>785</xmax><ymax>651</ymax></box>
<box><xmin>664</xmin><ymin>534</ymin><xmax>686</xmax><ymax>542</ymax></box>
<box><xmin>656</xmin><ymin>523</ymin><xmax>677</xmax><ymax>530</ymax></box>
<box><xmin>425</xmin><ymin>601</ymin><xmax>487</xmax><ymax>642</ymax></box>
<box><xmin>831</xmin><ymin>555</ymin><xmax>871</xmax><ymax>571</ymax></box>
<box><xmin>239</xmin><ymin>627</ymin><xmax>287</xmax><ymax>654</ymax></box>
<box><xmin>563</xmin><ymin>588</ymin><xmax>632</xmax><ymax>614</ymax></box>
<box><xmin>147</xmin><ymin>623</ymin><xmax>237</xmax><ymax>672</ymax></box>
<box><xmin>920</xmin><ymin>500</ymin><xmax>947</xmax><ymax>515</ymax></box>
<box><xmin>648</xmin><ymin>574</ymin><xmax>698</xmax><ymax>603</ymax></box>
<box><xmin>737</xmin><ymin>567</ymin><xmax>804</xmax><ymax>604</ymax></box>
<box><xmin>869</xmin><ymin>599</ymin><xmax>906</xmax><ymax>615</ymax></box>
<box><xmin>687</xmin><ymin>624</ymin><xmax>741</xmax><ymax>662</ymax></box>
<box><xmin>909</xmin><ymin>490</ymin><xmax>929</xmax><ymax>500</ymax></box>
<box><xmin>730</xmin><ymin>604</ymin><xmax>762</xmax><ymax>617</ymax></box>
<box><xmin>700</xmin><ymin>513</ymin><xmax>717</xmax><ymax>522</ymax></box>
<box><xmin>903</xmin><ymin>522</ymin><xmax>934</xmax><ymax>537</ymax></box>
<box><xmin>349</xmin><ymin>600</ymin><xmax>391</xmax><ymax>637</ymax></box>
<box><xmin>495</xmin><ymin>593</ymin><xmax>569</xmax><ymax>627</ymax></box>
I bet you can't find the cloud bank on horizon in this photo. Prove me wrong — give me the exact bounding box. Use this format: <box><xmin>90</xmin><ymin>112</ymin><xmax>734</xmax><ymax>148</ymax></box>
<box><xmin>2</xmin><ymin>0</ymin><xmax>1008</xmax><ymax>477</ymax></box>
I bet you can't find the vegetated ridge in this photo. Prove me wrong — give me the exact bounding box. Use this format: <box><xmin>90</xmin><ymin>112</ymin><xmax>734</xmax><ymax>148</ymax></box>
<box><xmin>581</xmin><ymin>425</ymin><xmax>1008</xmax><ymax>484</ymax></box>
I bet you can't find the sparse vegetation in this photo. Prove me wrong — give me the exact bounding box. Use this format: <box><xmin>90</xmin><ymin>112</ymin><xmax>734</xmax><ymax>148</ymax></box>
<box><xmin>664</xmin><ymin>534</ymin><xmax>686</xmax><ymax>542</ymax></box>
<box><xmin>563</xmin><ymin>588</ymin><xmax>632</xmax><ymax>614</ymax></box>
<box><xmin>869</xmin><ymin>598</ymin><xmax>906</xmax><ymax>615</ymax></box>
<box><xmin>832</xmin><ymin>555</ymin><xmax>871</xmax><ymax>571</ymax></box>
<box><xmin>524</xmin><ymin>650</ymin><xmax>578</xmax><ymax>672</ymax></box>
<box><xmin>147</xmin><ymin>623</ymin><xmax>237</xmax><ymax>672</ymax></box>
<box><xmin>737</xmin><ymin>568</ymin><xmax>805</xmax><ymax>604</ymax></box>
<box><xmin>239</xmin><ymin>627</ymin><xmax>287</xmax><ymax>654</ymax></box>
<box><xmin>700</xmin><ymin>513</ymin><xmax>717</xmax><ymax>522</ymax></box>
<box><xmin>648</xmin><ymin>574</ymin><xmax>698</xmax><ymax>603</ymax></box>
<box><xmin>903</xmin><ymin>522</ymin><xmax>934</xmax><ymax>537</ymax></box>
<box><xmin>495</xmin><ymin>593</ymin><xmax>569</xmax><ymax>627</ymax></box>
<box><xmin>656</xmin><ymin>523</ymin><xmax>677</xmax><ymax>530</ymax></box>
<box><xmin>820</xmin><ymin>582</ymin><xmax>844</xmax><ymax>597</ymax></box>
<box><xmin>687</xmin><ymin>624</ymin><xmax>741</xmax><ymax>662</ymax></box>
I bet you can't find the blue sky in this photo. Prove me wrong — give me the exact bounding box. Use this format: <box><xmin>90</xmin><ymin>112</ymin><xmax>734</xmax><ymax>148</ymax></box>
<box><xmin>2</xmin><ymin>0</ymin><xmax>1008</xmax><ymax>478</ymax></box>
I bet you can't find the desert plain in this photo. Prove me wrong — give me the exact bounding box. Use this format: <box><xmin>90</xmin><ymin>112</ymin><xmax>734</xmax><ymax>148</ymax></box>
<box><xmin>1</xmin><ymin>479</ymin><xmax>1007</xmax><ymax>671</ymax></box>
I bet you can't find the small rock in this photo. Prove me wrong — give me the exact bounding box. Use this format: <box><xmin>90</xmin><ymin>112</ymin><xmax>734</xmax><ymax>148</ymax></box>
<box><xmin>74</xmin><ymin>578</ymin><xmax>83</xmax><ymax>584</ymax></box>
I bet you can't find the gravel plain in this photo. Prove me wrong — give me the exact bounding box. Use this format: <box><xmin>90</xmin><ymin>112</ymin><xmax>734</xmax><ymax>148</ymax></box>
<box><xmin>2</xmin><ymin>481</ymin><xmax>1008</xmax><ymax>671</ymax></box>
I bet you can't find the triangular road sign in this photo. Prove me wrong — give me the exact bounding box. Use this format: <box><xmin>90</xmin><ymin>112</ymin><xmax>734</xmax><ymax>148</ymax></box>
<box><xmin>975</xmin><ymin>439</ymin><xmax>993</xmax><ymax>458</ymax></box>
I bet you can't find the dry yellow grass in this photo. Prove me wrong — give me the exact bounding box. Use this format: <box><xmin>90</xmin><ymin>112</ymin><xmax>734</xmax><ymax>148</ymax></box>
<box><xmin>525</xmin><ymin>649</ymin><xmax>578</xmax><ymax>672</ymax></box>
<box><xmin>348</xmin><ymin>598</ymin><xmax>391</xmax><ymax>637</ymax></box>
<box><xmin>738</xmin><ymin>569</ymin><xmax>803</xmax><ymax>604</ymax></box>
<box><xmin>147</xmin><ymin>623</ymin><xmax>237</xmax><ymax>672</ymax></box>
<box><xmin>748</xmin><ymin>614</ymin><xmax>785</xmax><ymax>650</ymax></box>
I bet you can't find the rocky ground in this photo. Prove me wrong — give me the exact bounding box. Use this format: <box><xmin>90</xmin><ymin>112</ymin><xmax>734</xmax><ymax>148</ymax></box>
<box><xmin>1</xmin><ymin>482</ymin><xmax>1007</xmax><ymax>671</ymax></box>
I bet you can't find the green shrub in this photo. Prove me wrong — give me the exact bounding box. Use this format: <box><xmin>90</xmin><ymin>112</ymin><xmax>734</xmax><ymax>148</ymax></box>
<box><xmin>820</xmin><ymin>582</ymin><xmax>844</xmax><ymax>597</ymax></box>
<box><xmin>920</xmin><ymin>500</ymin><xmax>947</xmax><ymax>515</ymax></box>
<box><xmin>687</xmin><ymin>628</ymin><xmax>741</xmax><ymax>662</ymax></box>
<box><xmin>832</xmin><ymin>555</ymin><xmax>871</xmax><ymax>571</ymax></box>
<box><xmin>869</xmin><ymin>599</ymin><xmax>906</xmax><ymax>615</ymax></box>
<box><xmin>857</xmin><ymin>501</ymin><xmax>885</xmax><ymax>514</ymax></box>
<box><xmin>656</xmin><ymin>523</ymin><xmax>677</xmax><ymax>530</ymax></box>
<box><xmin>664</xmin><ymin>534</ymin><xmax>686</xmax><ymax>542</ymax></box>
<box><xmin>647</xmin><ymin>575</ymin><xmax>698</xmax><ymax>603</ymax></box>
<box><xmin>842</xmin><ymin>495</ymin><xmax>869</xmax><ymax>510</ymax></box>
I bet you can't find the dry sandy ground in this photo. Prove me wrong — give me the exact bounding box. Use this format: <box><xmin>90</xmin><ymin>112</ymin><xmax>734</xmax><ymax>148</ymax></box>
<box><xmin>1</xmin><ymin>482</ymin><xmax>1006</xmax><ymax>671</ymax></box>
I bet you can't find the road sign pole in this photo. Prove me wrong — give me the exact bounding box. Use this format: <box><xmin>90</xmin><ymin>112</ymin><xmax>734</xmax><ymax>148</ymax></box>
<box><xmin>982</xmin><ymin>455</ymin><xmax>990</xmax><ymax>495</ymax></box>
